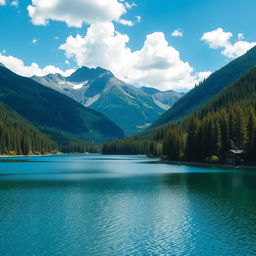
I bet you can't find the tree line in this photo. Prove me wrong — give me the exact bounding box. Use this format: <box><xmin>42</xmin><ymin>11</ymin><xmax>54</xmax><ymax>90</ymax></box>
<box><xmin>0</xmin><ymin>103</ymin><xmax>99</xmax><ymax>155</ymax></box>
<box><xmin>103</xmin><ymin>67</ymin><xmax>256</xmax><ymax>165</ymax></box>
<box><xmin>0</xmin><ymin>104</ymin><xmax>57</xmax><ymax>155</ymax></box>
<box><xmin>150</xmin><ymin>103</ymin><xmax>256</xmax><ymax>164</ymax></box>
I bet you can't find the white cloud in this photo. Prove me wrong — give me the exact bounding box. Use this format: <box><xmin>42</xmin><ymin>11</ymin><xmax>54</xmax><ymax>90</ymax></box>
<box><xmin>65</xmin><ymin>60</ymin><xmax>70</xmax><ymax>65</ymax></box>
<box><xmin>60</xmin><ymin>23</ymin><xmax>209</xmax><ymax>90</ymax></box>
<box><xmin>32</xmin><ymin>38</ymin><xmax>38</xmax><ymax>44</ymax></box>
<box><xmin>28</xmin><ymin>0</ymin><xmax>126</xmax><ymax>27</ymax></box>
<box><xmin>201</xmin><ymin>28</ymin><xmax>232</xmax><ymax>48</ymax></box>
<box><xmin>221</xmin><ymin>41</ymin><xmax>256</xmax><ymax>59</ymax></box>
<box><xmin>171</xmin><ymin>29</ymin><xmax>183</xmax><ymax>38</ymax></box>
<box><xmin>201</xmin><ymin>28</ymin><xmax>256</xmax><ymax>58</ymax></box>
<box><xmin>238</xmin><ymin>33</ymin><xmax>244</xmax><ymax>40</ymax></box>
<box><xmin>124</xmin><ymin>2</ymin><xmax>137</xmax><ymax>9</ymax></box>
<box><xmin>0</xmin><ymin>53</ymin><xmax>74</xmax><ymax>77</ymax></box>
<box><xmin>11</xmin><ymin>0</ymin><xmax>18</xmax><ymax>7</ymax></box>
<box><xmin>0</xmin><ymin>0</ymin><xmax>6</xmax><ymax>6</ymax></box>
<box><xmin>119</xmin><ymin>19</ymin><xmax>134</xmax><ymax>26</ymax></box>
<box><xmin>60</xmin><ymin>23</ymin><xmax>131</xmax><ymax>71</ymax></box>
<box><xmin>196</xmin><ymin>71</ymin><xmax>212</xmax><ymax>83</ymax></box>
<box><xmin>136</xmin><ymin>16</ymin><xmax>141</xmax><ymax>23</ymax></box>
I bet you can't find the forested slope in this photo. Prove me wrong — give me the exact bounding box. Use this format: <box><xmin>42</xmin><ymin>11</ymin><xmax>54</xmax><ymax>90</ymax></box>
<box><xmin>0</xmin><ymin>103</ymin><xmax>57</xmax><ymax>155</ymax></box>
<box><xmin>0</xmin><ymin>65</ymin><xmax>124</xmax><ymax>143</ymax></box>
<box><xmin>151</xmin><ymin>46</ymin><xmax>256</xmax><ymax>128</ymax></box>
<box><xmin>103</xmin><ymin>67</ymin><xmax>256</xmax><ymax>164</ymax></box>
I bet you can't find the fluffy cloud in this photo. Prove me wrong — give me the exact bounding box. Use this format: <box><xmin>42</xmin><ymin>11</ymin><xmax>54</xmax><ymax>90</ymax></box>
<box><xmin>221</xmin><ymin>41</ymin><xmax>256</xmax><ymax>59</ymax></box>
<box><xmin>171</xmin><ymin>29</ymin><xmax>183</xmax><ymax>38</ymax></box>
<box><xmin>0</xmin><ymin>0</ymin><xmax>6</xmax><ymax>6</ymax></box>
<box><xmin>28</xmin><ymin>0</ymin><xmax>126</xmax><ymax>27</ymax></box>
<box><xmin>60</xmin><ymin>23</ymin><xmax>131</xmax><ymax>69</ymax></box>
<box><xmin>0</xmin><ymin>54</ymin><xmax>74</xmax><ymax>77</ymax></box>
<box><xmin>201</xmin><ymin>28</ymin><xmax>232</xmax><ymax>48</ymax></box>
<box><xmin>60</xmin><ymin>23</ymin><xmax>209</xmax><ymax>90</ymax></box>
<box><xmin>118</xmin><ymin>19</ymin><xmax>134</xmax><ymax>26</ymax></box>
<box><xmin>201</xmin><ymin>27</ymin><xmax>256</xmax><ymax>58</ymax></box>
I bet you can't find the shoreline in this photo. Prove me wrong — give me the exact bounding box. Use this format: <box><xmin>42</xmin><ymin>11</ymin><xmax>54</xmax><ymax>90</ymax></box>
<box><xmin>0</xmin><ymin>153</ymin><xmax>63</xmax><ymax>158</ymax></box>
<box><xmin>0</xmin><ymin>153</ymin><xmax>255</xmax><ymax>170</ymax></box>
<box><xmin>160</xmin><ymin>159</ymin><xmax>256</xmax><ymax>170</ymax></box>
<box><xmin>0</xmin><ymin>152</ymin><xmax>95</xmax><ymax>158</ymax></box>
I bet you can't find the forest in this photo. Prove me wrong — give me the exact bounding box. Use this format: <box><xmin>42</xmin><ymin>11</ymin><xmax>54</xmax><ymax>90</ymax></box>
<box><xmin>0</xmin><ymin>103</ymin><xmax>99</xmax><ymax>155</ymax></box>
<box><xmin>103</xmin><ymin>67</ymin><xmax>256</xmax><ymax>165</ymax></box>
<box><xmin>0</xmin><ymin>103</ymin><xmax>57</xmax><ymax>155</ymax></box>
<box><xmin>1</xmin><ymin>64</ymin><xmax>256</xmax><ymax>161</ymax></box>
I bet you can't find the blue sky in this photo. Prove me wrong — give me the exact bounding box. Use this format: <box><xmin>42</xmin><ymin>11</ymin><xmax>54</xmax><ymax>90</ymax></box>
<box><xmin>0</xmin><ymin>0</ymin><xmax>256</xmax><ymax>91</ymax></box>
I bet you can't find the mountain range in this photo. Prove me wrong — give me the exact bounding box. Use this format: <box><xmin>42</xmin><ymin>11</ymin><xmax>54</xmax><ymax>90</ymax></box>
<box><xmin>32</xmin><ymin>67</ymin><xmax>183</xmax><ymax>135</ymax></box>
<box><xmin>2</xmin><ymin>45</ymin><xmax>256</xmax><ymax>157</ymax></box>
<box><xmin>102</xmin><ymin>46</ymin><xmax>256</xmax><ymax>157</ymax></box>
<box><xmin>0</xmin><ymin>65</ymin><xmax>124</xmax><ymax>144</ymax></box>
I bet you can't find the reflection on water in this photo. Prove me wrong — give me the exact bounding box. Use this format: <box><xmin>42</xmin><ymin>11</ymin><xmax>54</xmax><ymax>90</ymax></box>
<box><xmin>0</xmin><ymin>155</ymin><xmax>255</xmax><ymax>256</ymax></box>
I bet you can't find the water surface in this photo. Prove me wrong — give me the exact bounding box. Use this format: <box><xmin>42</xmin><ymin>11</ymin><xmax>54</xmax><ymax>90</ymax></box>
<box><xmin>0</xmin><ymin>155</ymin><xmax>255</xmax><ymax>256</ymax></box>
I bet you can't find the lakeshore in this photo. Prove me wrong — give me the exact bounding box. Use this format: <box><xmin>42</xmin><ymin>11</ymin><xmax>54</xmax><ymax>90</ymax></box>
<box><xmin>160</xmin><ymin>159</ymin><xmax>256</xmax><ymax>170</ymax></box>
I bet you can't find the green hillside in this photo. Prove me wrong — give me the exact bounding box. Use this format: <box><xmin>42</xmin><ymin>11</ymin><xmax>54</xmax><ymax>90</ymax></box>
<box><xmin>151</xmin><ymin>46</ymin><xmax>256</xmax><ymax>128</ymax></box>
<box><xmin>90</xmin><ymin>80</ymin><xmax>165</xmax><ymax>135</ymax></box>
<box><xmin>0</xmin><ymin>102</ymin><xmax>57</xmax><ymax>155</ymax></box>
<box><xmin>103</xmin><ymin>67</ymin><xmax>256</xmax><ymax>164</ymax></box>
<box><xmin>0</xmin><ymin>66</ymin><xmax>124</xmax><ymax>143</ymax></box>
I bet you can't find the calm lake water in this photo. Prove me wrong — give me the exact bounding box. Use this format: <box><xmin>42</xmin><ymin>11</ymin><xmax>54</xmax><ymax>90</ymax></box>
<box><xmin>0</xmin><ymin>154</ymin><xmax>256</xmax><ymax>256</ymax></box>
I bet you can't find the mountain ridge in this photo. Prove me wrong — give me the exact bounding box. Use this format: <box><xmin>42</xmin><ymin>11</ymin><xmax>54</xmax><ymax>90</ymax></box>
<box><xmin>0</xmin><ymin>65</ymin><xmax>124</xmax><ymax>143</ymax></box>
<box><xmin>150</xmin><ymin>46</ymin><xmax>256</xmax><ymax>128</ymax></box>
<box><xmin>32</xmin><ymin>66</ymin><xmax>184</xmax><ymax>135</ymax></box>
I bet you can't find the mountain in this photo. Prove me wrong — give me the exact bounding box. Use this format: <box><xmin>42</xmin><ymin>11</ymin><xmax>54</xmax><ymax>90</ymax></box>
<box><xmin>140</xmin><ymin>86</ymin><xmax>160</xmax><ymax>95</ymax></box>
<box><xmin>151</xmin><ymin>46</ymin><xmax>256</xmax><ymax>128</ymax></box>
<box><xmin>103</xmin><ymin>66</ymin><xmax>256</xmax><ymax>163</ymax></box>
<box><xmin>152</xmin><ymin>66</ymin><xmax>256</xmax><ymax>163</ymax></box>
<box><xmin>68</xmin><ymin>66</ymin><xmax>108</xmax><ymax>83</ymax></box>
<box><xmin>0</xmin><ymin>62</ymin><xmax>6</xmax><ymax>68</ymax></box>
<box><xmin>32</xmin><ymin>67</ymin><xmax>183</xmax><ymax>135</ymax></box>
<box><xmin>196</xmin><ymin>66</ymin><xmax>256</xmax><ymax>119</ymax></box>
<box><xmin>140</xmin><ymin>87</ymin><xmax>184</xmax><ymax>109</ymax></box>
<box><xmin>0</xmin><ymin>65</ymin><xmax>124</xmax><ymax>143</ymax></box>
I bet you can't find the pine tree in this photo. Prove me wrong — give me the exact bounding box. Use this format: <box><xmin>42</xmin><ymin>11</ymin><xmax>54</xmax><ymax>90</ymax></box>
<box><xmin>233</xmin><ymin>105</ymin><xmax>247</xmax><ymax>149</ymax></box>
<box><xmin>185</xmin><ymin>116</ymin><xmax>199</xmax><ymax>161</ymax></box>
<box><xmin>247</xmin><ymin>107</ymin><xmax>256</xmax><ymax>161</ymax></box>
<box><xmin>218</xmin><ymin>110</ymin><xmax>230</xmax><ymax>159</ymax></box>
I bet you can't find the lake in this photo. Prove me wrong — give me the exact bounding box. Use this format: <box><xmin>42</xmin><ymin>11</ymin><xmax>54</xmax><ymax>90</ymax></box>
<box><xmin>0</xmin><ymin>154</ymin><xmax>255</xmax><ymax>256</ymax></box>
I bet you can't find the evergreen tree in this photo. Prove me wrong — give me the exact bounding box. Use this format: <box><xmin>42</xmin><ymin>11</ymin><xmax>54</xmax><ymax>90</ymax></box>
<box><xmin>247</xmin><ymin>107</ymin><xmax>256</xmax><ymax>161</ymax></box>
<box><xmin>233</xmin><ymin>105</ymin><xmax>247</xmax><ymax>149</ymax></box>
<box><xmin>185</xmin><ymin>116</ymin><xmax>199</xmax><ymax>161</ymax></box>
